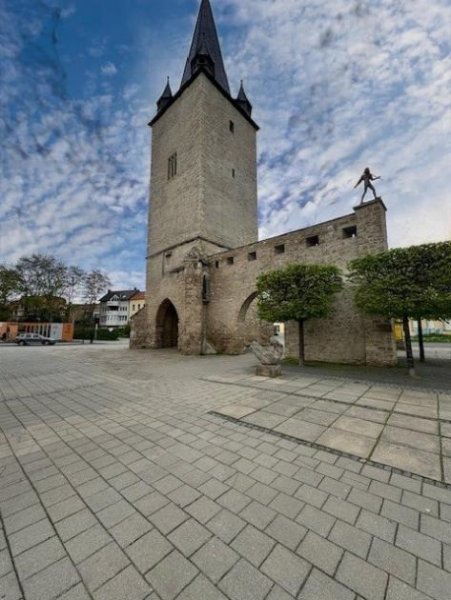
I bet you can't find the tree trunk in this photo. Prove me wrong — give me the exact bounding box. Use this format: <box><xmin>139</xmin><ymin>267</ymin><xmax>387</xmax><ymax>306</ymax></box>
<box><xmin>298</xmin><ymin>320</ymin><xmax>305</xmax><ymax>366</ymax></box>
<box><xmin>402</xmin><ymin>315</ymin><xmax>415</xmax><ymax>376</ymax></box>
<box><xmin>417</xmin><ymin>319</ymin><xmax>425</xmax><ymax>362</ymax></box>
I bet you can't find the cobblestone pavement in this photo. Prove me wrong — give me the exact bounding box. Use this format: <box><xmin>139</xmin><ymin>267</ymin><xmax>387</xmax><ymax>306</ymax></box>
<box><xmin>1</xmin><ymin>343</ymin><xmax>450</xmax><ymax>600</ymax></box>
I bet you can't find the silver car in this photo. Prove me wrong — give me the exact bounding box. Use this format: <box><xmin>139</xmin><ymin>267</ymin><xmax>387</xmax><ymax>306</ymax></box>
<box><xmin>15</xmin><ymin>333</ymin><xmax>56</xmax><ymax>346</ymax></box>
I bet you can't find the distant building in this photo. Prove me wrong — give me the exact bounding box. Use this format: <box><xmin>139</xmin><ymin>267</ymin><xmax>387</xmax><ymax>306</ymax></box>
<box><xmin>98</xmin><ymin>289</ymin><xmax>145</xmax><ymax>328</ymax></box>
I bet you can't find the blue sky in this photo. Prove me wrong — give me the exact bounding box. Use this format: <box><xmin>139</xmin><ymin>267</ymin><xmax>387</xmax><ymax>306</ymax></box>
<box><xmin>1</xmin><ymin>0</ymin><xmax>450</xmax><ymax>290</ymax></box>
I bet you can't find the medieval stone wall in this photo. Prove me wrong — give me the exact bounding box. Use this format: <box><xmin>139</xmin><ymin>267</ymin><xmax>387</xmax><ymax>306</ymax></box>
<box><xmin>205</xmin><ymin>199</ymin><xmax>397</xmax><ymax>365</ymax></box>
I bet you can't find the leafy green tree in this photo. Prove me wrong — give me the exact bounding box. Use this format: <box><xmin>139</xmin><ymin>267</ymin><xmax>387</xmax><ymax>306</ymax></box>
<box><xmin>349</xmin><ymin>242</ymin><xmax>451</xmax><ymax>375</ymax></box>
<box><xmin>256</xmin><ymin>264</ymin><xmax>343</xmax><ymax>365</ymax></box>
<box><xmin>0</xmin><ymin>266</ymin><xmax>22</xmax><ymax>306</ymax></box>
<box><xmin>83</xmin><ymin>270</ymin><xmax>111</xmax><ymax>318</ymax></box>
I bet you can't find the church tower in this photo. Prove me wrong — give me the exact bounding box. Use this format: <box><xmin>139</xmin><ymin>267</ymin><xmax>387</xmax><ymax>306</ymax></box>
<box><xmin>141</xmin><ymin>0</ymin><xmax>258</xmax><ymax>352</ymax></box>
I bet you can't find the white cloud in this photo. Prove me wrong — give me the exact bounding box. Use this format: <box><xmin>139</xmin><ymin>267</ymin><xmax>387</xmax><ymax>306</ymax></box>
<box><xmin>101</xmin><ymin>62</ymin><xmax>118</xmax><ymax>76</ymax></box>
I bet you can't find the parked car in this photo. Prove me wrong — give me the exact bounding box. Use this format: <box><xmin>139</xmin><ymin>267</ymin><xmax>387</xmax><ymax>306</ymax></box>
<box><xmin>15</xmin><ymin>333</ymin><xmax>56</xmax><ymax>346</ymax></box>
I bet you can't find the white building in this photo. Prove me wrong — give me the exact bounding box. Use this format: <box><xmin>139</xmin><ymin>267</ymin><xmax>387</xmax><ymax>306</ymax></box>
<box><xmin>98</xmin><ymin>289</ymin><xmax>145</xmax><ymax>328</ymax></box>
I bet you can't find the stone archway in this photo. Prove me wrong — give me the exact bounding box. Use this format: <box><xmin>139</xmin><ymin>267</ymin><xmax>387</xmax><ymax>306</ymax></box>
<box><xmin>155</xmin><ymin>299</ymin><xmax>179</xmax><ymax>348</ymax></box>
<box><xmin>238</xmin><ymin>291</ymin><xmax>272</xmax><ymax>349</ymax></box>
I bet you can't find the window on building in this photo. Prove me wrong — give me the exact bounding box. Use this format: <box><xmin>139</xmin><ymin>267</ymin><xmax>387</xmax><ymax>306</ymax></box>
<box><xmin>306</xmin><ymin>235</ymin><xmax>320</xmax><ymax>247</ymax></box>
<box><xmin>232</xmin><ymin>169</ymin><xmax>235</xmax><ymax>178</ymax></box>
<box><xmin>342</xmin><ymin>226</ymin><xmax>357</xmax><ymax>238</ymax></box>
<box><xmin>227</xmin><ymin>256</ymin><xmax>234</xmax><ymax>265</ymax></box>
<box><xmin>132</xmin><ymin>304</ymin><xmax>135</xmax><ymax>311</ymax></box>
<box><xmin>167</xmin><ymin>152</ymin><xmax>177</xmax><ymax>179</ymax></box>
<box><xmin>215</xmin><ymin>261</ymin><xmax>220</xmax><ymax>268</ymax></box>
<box><xmin>229</xmin><ymin>120</ymin><xmax>234</xmax><ymax>133</ymax></box>
<box><xmin>248</xmin><ymin>251</ymin><xmax>257</xmax><ymax>261</ymax></box>
<box><xmin>274</xmin><ymin>244</ymin><xmax>285</xmax><ymax>254</ymax></box>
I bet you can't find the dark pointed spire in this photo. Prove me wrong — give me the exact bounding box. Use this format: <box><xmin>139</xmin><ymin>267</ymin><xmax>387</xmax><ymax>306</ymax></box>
<box><xmin>235</xmin><ymin>80</ymin><xmax>252</xmax><ymax>117</ymax></box>
<box><xmin>181</xmin><ymin>0</ymin><xmax>230</xmax><ymax>94</ymax></box>
<box><xmin>157</xmin><ymin>77</ymin><xmax>173</xmax><ymax>112</ymax></box>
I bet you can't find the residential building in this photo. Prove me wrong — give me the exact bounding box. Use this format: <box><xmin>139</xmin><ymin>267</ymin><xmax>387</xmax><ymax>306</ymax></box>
<box><xmin>98</xmin><ymin>289</ymin><xmax>144</xmax><ymax>328</ymax></box>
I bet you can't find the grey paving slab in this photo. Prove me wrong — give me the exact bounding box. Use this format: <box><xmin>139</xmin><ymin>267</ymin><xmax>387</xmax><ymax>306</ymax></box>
<box><xmin>145</xmin><ymin>549</ymin><xmax>198</xmax><ymax>600</ymax></box>
<box><xmin>299</xmin><ymin>568</ymin><xmax>355</xmax><ymax>600</ymax></box>
<box><xmin>219</xmin><ymin>558</ymin><xmax>273</xmax><ymax>600</ymax></box>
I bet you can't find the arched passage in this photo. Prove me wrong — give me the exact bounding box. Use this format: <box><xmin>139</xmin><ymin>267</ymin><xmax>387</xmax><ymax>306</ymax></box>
<box><xmin>238</xmin><ymin>291</ymin><xmax>273</xmax><ymax>349</ymax></box>
<box><xmin>155</xmin><ymin>299</ymin><xmax>179</xmax><ymax>348</ymax></box>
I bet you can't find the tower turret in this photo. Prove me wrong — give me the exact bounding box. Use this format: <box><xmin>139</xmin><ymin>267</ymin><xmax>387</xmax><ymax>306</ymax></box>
<box><xmin>156</xmin><ymin>78</ymin><xmax>173</xmax><ymax>112</ymax></box>
<box><xmin>235</xmin><ymin>81</ymin><xmax>253</xmax><ymax>117</ymax></box>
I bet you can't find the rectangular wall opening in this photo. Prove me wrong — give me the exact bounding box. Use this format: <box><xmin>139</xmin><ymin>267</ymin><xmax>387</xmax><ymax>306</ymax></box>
<box><xmin>248</xmin><ymin>251</ymin><xmax>257</xmax><ymax>261</ymax></box>
<box><xmin>306</xmin><ymin>235</ymin><xmax>320</xmax><ymax>247</ymax></box>
<box><xmin>274</xmin><ymin>244</ymin><xmax>285</xmax><ymax>254</ymax></box>
<box><xmin>227</xmin><ymin>256</ymin><xmax>234</xmax><ymax>265</ymax></box>
<box><xmin>343</xmin><ymin>226</ymin><xmax>357</xmax><ymax>238</ymax></box>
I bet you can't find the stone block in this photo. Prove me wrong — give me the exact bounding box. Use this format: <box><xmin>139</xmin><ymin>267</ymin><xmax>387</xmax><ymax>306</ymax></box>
<box><xmin>256</xmin><ymin>364</ymin><xmax>282</xmax><ymax>378</ymax></box>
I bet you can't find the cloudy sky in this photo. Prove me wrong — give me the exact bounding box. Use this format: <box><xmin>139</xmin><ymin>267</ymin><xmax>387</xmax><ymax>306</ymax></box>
<box><xmin>1</xmin><ymin>0</ymin><xmax>450</xmax><ymax>289</ymax></box>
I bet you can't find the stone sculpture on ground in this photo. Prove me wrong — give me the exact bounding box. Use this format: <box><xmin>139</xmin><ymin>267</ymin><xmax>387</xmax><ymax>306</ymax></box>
<box><xmin>250</xmin><ymin>336</ymin><xmax>284</xmax><ymax>377</ymax></box>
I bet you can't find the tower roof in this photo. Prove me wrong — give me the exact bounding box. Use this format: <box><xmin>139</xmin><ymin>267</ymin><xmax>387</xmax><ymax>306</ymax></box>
<box><xmin>180</xmin><ymin>0</ymin><xmax>230</xmax><ymax>94</ymax></box>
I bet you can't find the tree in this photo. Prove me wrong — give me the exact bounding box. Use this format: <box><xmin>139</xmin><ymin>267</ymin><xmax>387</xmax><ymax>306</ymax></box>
<box><xmin>16</xmin><ymin>254</ymin><xmax>68</xmax><ymax>298</ymax></box>
<box><xmin>348</xmin><ymin>242</ymin><xmax>451</xmax><ymax>375</ymax></box>
<box><xmin>256</xmin><ymin>264</ymin><xmax>343</xmax><ymax>365</ymax></box>
<box><xmin>0</xmin><ymin>266</ymin><xmax>22</xmax><ymax>305</ymax></box>
<box><xmin>83</xmin><ymin>270</ymin><xmax>111</xmax><ymax>314</ymax></box>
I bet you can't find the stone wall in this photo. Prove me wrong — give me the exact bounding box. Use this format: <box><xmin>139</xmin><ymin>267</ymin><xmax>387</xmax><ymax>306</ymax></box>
<box><xmin>205</xmin><ymin>199</ymin><xmax>397</xmax><ymax>366</ymax></box>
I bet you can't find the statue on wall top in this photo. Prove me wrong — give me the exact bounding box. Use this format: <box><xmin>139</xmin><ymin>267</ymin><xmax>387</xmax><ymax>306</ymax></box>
<box><xmin>354</xmin><ymin>167</ymin><xmax>381</xmax><ymax>204</ymax></box>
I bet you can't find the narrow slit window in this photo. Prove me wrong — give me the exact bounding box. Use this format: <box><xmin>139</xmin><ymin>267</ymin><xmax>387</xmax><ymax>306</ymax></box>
<box><xmin>306</xmin><ymin>235</ymin><xmax>320</xmax><ymax>247</ymax></box>
<box><xmin>215</xmin><ymin>261</ymin><xmax>220</xmax><ymax>268</ymax></box>
<box><xmin>274</xmin><ymin>244</ymin><xmax>285</xmax><ymax>254</ymax></box>
<box><xmin>229</xmin><ymin>120</ymin><xmax>234</xmax><ymax>133</ymax></box>
<box><xmin>232</xmin><ymin>169</ymin><xmax>235</xmax><ymax>178</ymax></box>
<box><xmin>248</xmin><ymin>251</ymin><xmax>257</xmax><ymax>261</ymax></box>
<box><xmin>342</xmin><ymin>226</ymin><xmax>357</xmax><ymax>238</ymax></box>
<box><xmin>167</xmin><ymin>152</ymin><xmax>177</xmax><ymax>179</ymax></box>
<box><xmin>227</xmin><ymin>256</ymin><xmax>234</xmax><ymax>265</ymax></box>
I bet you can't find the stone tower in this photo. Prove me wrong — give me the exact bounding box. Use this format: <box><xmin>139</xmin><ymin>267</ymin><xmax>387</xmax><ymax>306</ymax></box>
<box><xmin>141</xmin><ymin>0</ymin><xmax>259</xmax><ymax>352</ymax></box>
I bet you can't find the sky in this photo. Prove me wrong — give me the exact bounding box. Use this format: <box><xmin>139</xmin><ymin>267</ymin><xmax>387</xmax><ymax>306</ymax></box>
<box><xmin>1</xmin><ymin>0</ymin><xmax>450</xmax><ymax>290</ymax></box>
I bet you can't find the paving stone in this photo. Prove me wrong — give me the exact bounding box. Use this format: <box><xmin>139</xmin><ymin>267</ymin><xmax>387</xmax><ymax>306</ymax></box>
<box><xmin>85</xmin><ymin>487</ymin><xmax>123</xmax><ymax>512</ymax></box>
<box><xmin>56</xmin><ymin>508</ymin><xmax>97</xmax><ymax>542</ymax></box>
<box><xmin>294</xmin><ymin>483</ymin><xmax>328</xmax><ymax>508</ymax></box>
<box><xmin>395</xmin><ymin>524</ymin><xmax>441</xmax><ymax>565</ymax></box>
<box><xmin>167</xmin><ymin>484</ymin><xmax>201</xmax><ymax>507</ymax></box>
<box><xmin>356</xmin><ymin>510</ymin><xmax>396</xmax><ymax>542</ymax></box>
<box><xmin>381</xmin><ymin>500</ymin><xmax>419</xmax><ymax>529</ymax></box>
<box><xmin>65</xmin><ymin>524</ymin><xmax>112</xmax><ymax>563</ymax></box>
<box><xmin>420</xmin><ymin>513</ymin><xmax>451</xmax><ymax>543</ymax></box>
<box><xmin>337</xmin><ymin>552</ymin><xmax>388</xmax><ymax>600</ymax></box>
<box><xmin>15</xmin><ymin>536</ymin><xmax>66</xmax><ymax>580</ymax></box>
<box><xmin>231</xmin><ymin>525</ymin><xmax>275</xmax><ymax>567</ymax></box>
<box><xmin>78</xmin><ymin>542</ymin><xmax>129</xmax><ymax>592</ymax></box>
<box><xmin>47</xmin><ymin>495</ymin><xmax>86</xmax><ymax>522</ymax></box>
<box><xmin>386</xmin><ymin>577</ymin><xmax>432</xmax><ymax>600</ymax></box>
<box><xmin>219</xmin><ymin>558</ymin><xmax>273</xmax><ymax>600</ymax></box>
<box><xmin>206</xmin><ymin>508</ymin><xmax>246</xmax><ymax>543</ymax></box>
<box><xmin>149</xmin><ymin>502</ymin><xmax>188</xmax><ymax>534</ymax></box>
<box><xmin>192</xmin><ymin>536</ymin><xmax>239</xmax><ymax>582</ymax></box>
<box><xmin>239</xmin><ymin>500</ymin><xmax>276</xmax><ymax>530</ymax></box>
<box><xmin>265</xmin><ymin>514</ymin><xmax>307</xmax><ymax>550</ymax></box>
<box><xmin>261</xmin><ymin>544</ymin><xmax>310</xmax><ymax>596</ymax></box>
<box><xmin>297</xmin><ymin>530</ymin><xmax>343</xmax><ymax>575</ymax></box>
<box><xmin>259</xmin><ymin>584</ymin><xmax>293</xmax><ymax>600</ymax></box>
<box><xmin>317</xmin><ymin>428</ymin><xmax>376</xmax><ymax>458</ymax></box>
<box><xmin>369</xmin><ymin>537</ymin><xmax>416</xmax><ymax>585</ymax></box>
<box><xmin>9</xmin><ymin>518</ymin><xmax>54</xmax><ymax>556</ymax></box>
<box><xmin>197</xmin><ymin>478</ymin><xmax>229</xmax><ymax>500</ymax></box>
<box><xmin>111</xmin><ymin>512</ymin><xmax>152</xmax><ymax>547</ymax></box>
<box><xmin>318</xmin><ymin>476</ymin><xmax>351</xmax><ymax>500</ymax></box>
<box><xmin>217</xmin><ymin>489</ymin><xmax>251</xmax><ymax>512</ymax></box>
<box><xmin>417</xmin><ymin>559</ymin><xmax>451</xmax><ymax>600</ymax></box>
<box><xmin>328</xmin><ymin>519</ymin><xmax>372</xmax><ymax>558</ymax></box>
<box><xmin>177</xmin><ymin>574</ymin><xmax>228</xmax><ymax>600</ymax></box>
<box><xmin>186</xmin><ymin>497</ymin><xmax>221</xmax><ymax>524</ymax></box>
<box><xmin>0</xmin><ymin>549</ymin><xmax>12</xmax><ymax>578</ymax></box>
<box><xmin>126</xmin><ymin>529</ymin><xmax>173</xmax><ymax>573</ymax></box>
<box><xmin>58</xmin><ymin>583</ymin><xmax>91</xmax><ymax>600</ymax></box>
<box><xmin>93</xmin><ymin>564</ymin><xmax>150</xmax><ymax>600</ymax></box>
<box><xmin>371</xmin><ymin>441</ymin><xmax>441</xmax><ymax>481</ymax></box>
<box><xmin>146</xmin><ymin>550</ymin><xmax>198</xmax><ymax>600</ymax></box>
<box><xmin>168</xmin><ymin>519</ymin><xmax>211</xmax><ymax>556</ymax></box>
<box><xmin>134</xmin><ymin>491</ymin><xmax>169</xmax><ymax>516</ymax></box>
<box><xmin>275</xmin><ymin>418</ymin><xmax>325</xmax><ymax>442</ymax></box>
<box><xmin>322</xmin><ymin>495</ymin><xmax>360</xmax><ymax>524</ymax></box>
<box><xmin>22</xmin><ymin>557</ymin><xmax>80</xmax><ymax>600</ymax></box>
<box><xmin>245</xmin><ymin>482</ymin><xmax>279</xmax><ymax>505</ymax></box>
<box><xmin>0</xmin><ymin>570</ymin><xmax>23</xmax><ymax>600</ymax></box>
<box><xmin>296</xmin><ymin>504</ymin><xmax>336</xmax><ymax>537</ymax></box>
<box><xmin>401</xmin><ymin>490</ymin><xmax>438</xmax><ymax>516</ymax></box>
<box><xmin>3</xmin><ymin>504</ymin><xmax>47</xmax><ymax>535</ymax></box>
<box><xmin>299</xmin><ymin>568</ymin><xmax>355</xmax><ymax>600</ymax></box>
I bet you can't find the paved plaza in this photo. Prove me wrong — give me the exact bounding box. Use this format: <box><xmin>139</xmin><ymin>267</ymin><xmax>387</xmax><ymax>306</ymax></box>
<box><xmin>1</xmin><ymin>343</ymin><xmax>451</xmax><ymax>600</ymax></box>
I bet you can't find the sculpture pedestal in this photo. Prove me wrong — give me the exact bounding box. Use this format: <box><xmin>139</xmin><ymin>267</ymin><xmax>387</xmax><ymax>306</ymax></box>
<box><xmin>256</xmin><ymin>364</ymin><xmax>282</xmax><ymax>378</ymax></box>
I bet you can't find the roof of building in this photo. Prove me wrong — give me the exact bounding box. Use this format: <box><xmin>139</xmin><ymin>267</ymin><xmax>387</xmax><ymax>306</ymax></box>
<box><xmin>130</xmin><ymin>291</ymin><xmax>145</xmax><ymax>301</ymax></box>
<box><xmin>99</xmin><ymin>289</ymin><xmax>141</xmax><ymax>302</ymax></box>
<box><xmin>180</xmin><ymin>0</ymin><xmax>230</xmax><ymax>94</ymax></box>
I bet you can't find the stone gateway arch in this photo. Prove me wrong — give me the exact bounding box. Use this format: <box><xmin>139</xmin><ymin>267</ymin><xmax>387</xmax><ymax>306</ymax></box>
<box><xmin>130</xmin><ymin>0</ymin><xmax>396</xmax><ymax>367</ymax></box>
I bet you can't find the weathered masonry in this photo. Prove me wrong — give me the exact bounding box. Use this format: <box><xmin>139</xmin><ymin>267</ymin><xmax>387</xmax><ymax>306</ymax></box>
<box><xmin>131</xmin><ymin>0</ymin><xmax>397</xmax><ymax>367</ymax></box>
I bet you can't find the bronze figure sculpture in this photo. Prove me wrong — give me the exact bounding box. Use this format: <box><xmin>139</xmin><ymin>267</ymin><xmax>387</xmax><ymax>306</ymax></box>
<box><xmin>354</xmin><ymin>167</ymin><xmax>381</xmax><ymax>203</ymax></box>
